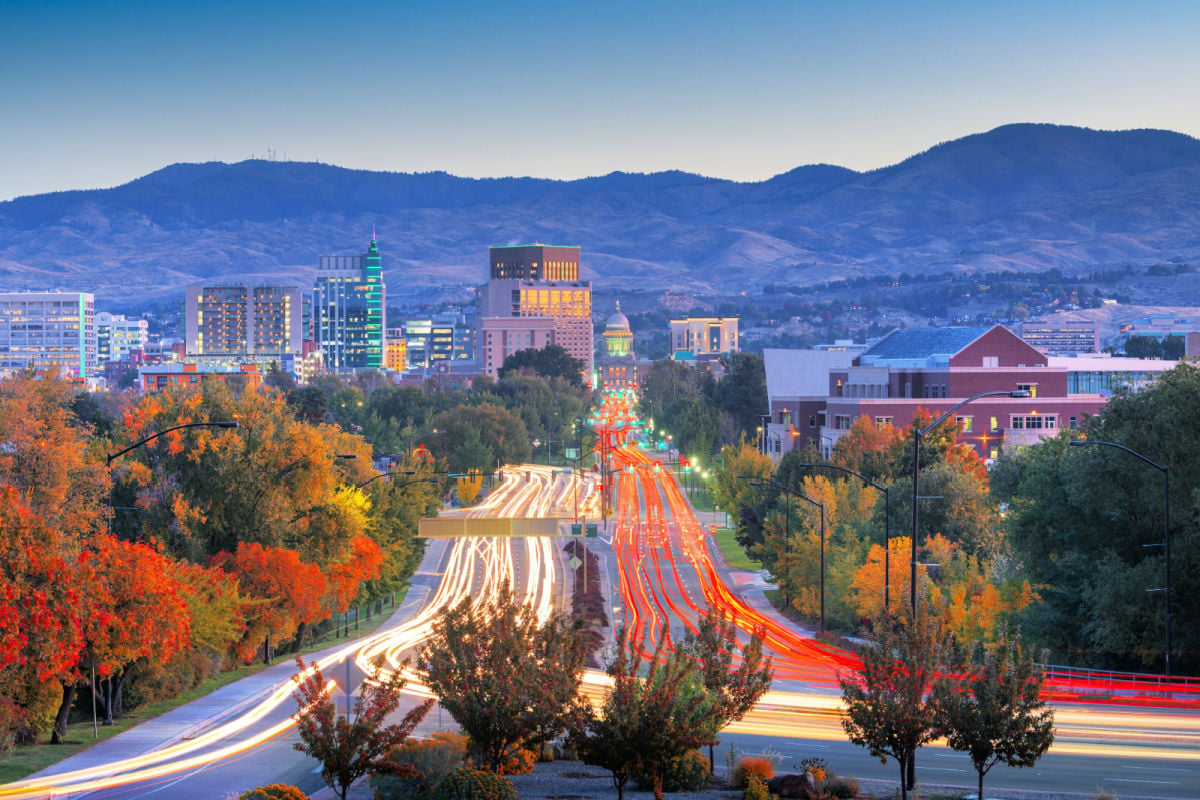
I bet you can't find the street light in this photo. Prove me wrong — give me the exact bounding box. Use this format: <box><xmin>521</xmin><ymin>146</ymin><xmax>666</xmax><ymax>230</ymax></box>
<box><xmin>911</xmin><ymin>389</ymin><xmax>1028</xmax><ymax>616</ymax></box>
<box><xmin>747</xmin><ymin>478</ymin><xmax>827</xmax><ymax>634</ymax></box>
<box><xmin>798</xmin><ymin>463</ymin><xmax>891</xmax><ymax>612</ymax></box>
<box><xmin>106</xmin><ymin>420</ymin><xmax>239</xmax><ymax>466</ymax></box>
<box><xmin>1070</xmin><ymin>440</ymin><xmax>1172</xmax><ymax>676</ymax></box>
<box><xmin>103</xmin><ymin>419</ymin><xmax>238</xmax><ymax>719</ymax></box>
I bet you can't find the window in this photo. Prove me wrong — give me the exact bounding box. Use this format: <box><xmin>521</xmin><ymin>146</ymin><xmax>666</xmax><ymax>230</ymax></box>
<box><xmin>957</xmin><ymin>416</ymin><xmax>973</xmax><ymax>433</ymax></box>
<box><xmin>875</xmin><ymin>416</ymin><xmax>893</xmax><ymax>428</ymax></box>
<box><xmin>990</xmin><ymin>416</ymin><xmax>999</xmax><ymax>431</ymax></box>
<box><xmin>982</xmin><ymin>356</ymin><xmax>999</xmax><ymax>368</ymax></box>
<box><xmin>1069</xmin><ymin>416</ymin><xmax>1078</xmax><ymax>429</ymax></box>
<box><xmin>1011</xmin><ymin>415</ymin><xmax>1057</xmax><ymax>430</ymax></box>
<box><xmin>834</xmin><ymin>415</ymin><xmax>853</xmax><ymax>430</ymax></box>
<box><xmin>1017</xmin><ymin>383</ymin><xmax>1038</xmax><ymax>399</ymax></box>
<box><xmin>809</xmin><ymin>415</ymin><xmax>817</xmax><ymax>428</ymax></box>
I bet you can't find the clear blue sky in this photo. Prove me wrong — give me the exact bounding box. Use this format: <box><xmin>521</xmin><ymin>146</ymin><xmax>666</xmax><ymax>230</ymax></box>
<box><xmin>2</xmin><ymin>0</ymin><xmax>1198</xmax><ymax>201</ymax></box>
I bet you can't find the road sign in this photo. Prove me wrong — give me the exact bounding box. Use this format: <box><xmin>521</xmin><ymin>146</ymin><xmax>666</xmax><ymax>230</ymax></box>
<box><xmin>568</xmin><ymin>556</ymin><xmax>583</xmax><ymax>571</ymax></box>
<box><xmin>586</xmin><ymin>523</ymin><xmax>598</xmax><ymax>538</ymax></box>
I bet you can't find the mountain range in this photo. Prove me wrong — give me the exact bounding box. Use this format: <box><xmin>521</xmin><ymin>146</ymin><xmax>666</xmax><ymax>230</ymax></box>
<box><xmin>2</xmin><ymin>123</ymin><xmax>1200</xmax><ymax>305</ymax></box>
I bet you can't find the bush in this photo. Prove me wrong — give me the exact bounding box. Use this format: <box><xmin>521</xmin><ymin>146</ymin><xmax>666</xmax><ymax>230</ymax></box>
<box><xmin>733</xmin><ymin>756</ymin><xmax>775</xmax><ymax>788</ymax></box>
<box><xmin>372</xmin><ymin>732</ymin><xmax>468</xmax><ymax>800</ymax></box>
<box><xmin>635</xmin><ymin>748</ymin><xmax>711</xmax><ymax>792</ymax></box>
<box><xmin>0</xmin><ymin>695</ymin><xmax>26</xmax><ymax>755</ymax></box>
<box><xmin>498</xmin><ymin>746</ymin><xmax>537</xmax><ymax>775</ymax></box>
<box><xmin>824</xmin><ymin>774</ymin><xmax>859</xmax><ymax>799</ymax></box>
<box><xmin>744</xmin><ymin>774</ymin><xmax>775</xmax><ymax>800</ymax></box>
<box><xmin>238</xmin><ymin>785</ymin><xmax>310</xmax><ymax>800</ymax></box>
<box><xmin>429</xmin><ymin>767</ymin><xmax>516</xmax><ymax>800</ymax></box>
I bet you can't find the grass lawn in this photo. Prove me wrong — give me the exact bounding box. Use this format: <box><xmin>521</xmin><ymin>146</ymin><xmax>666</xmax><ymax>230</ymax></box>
<box><xmin>0</xmin><ymin>594</ymin><xmax>405</xmax><ymax>784</ymax></box>
<box><xmin>713</xmin><ymin>527</ymin><xmax>761</xmax><ymax>572</ymax></box>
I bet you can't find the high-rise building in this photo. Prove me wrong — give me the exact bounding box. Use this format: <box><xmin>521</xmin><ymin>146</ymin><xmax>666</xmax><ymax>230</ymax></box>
<box><xmin>183</xmin><ymin>284</ymin><xmax>302</xmax><ymax>356</ymax></box>
<box><xmin>489</xmin><ymin>245</ymin><xmax>580</xmax><ymax>281</ymax></box>
<box><xmin>0</xmin><ymin>291</ymin><xmax>96</xmax><ymax>379</ymax></box>
<box><xmin>478</xmin><ymin>272</ymin><xmax>592</xmax><ymax>380</ymax></box>
<box><xmin>95</xmin><ymin>312</ymin><xmax>149</xmax><ymax>364</ymax></box>
<box><xmin>312</xmin><ymin>236</ymin><xmax>387</xmax><ymax>372</ymax></box>
<box><xmin>400</xmin><ymin>311</ymin><xmax>475</xmax><ymax>371</ymax></box>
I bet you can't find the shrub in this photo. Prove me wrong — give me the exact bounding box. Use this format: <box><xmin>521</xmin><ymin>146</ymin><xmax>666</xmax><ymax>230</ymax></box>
<box><xmin>635</xmin><ymin>748</ymin><xmax>711</xmax><ymax>792</ymax></box>
<box><xmin>498</xmin><ymin>746</ymin><xmax>537</xmax><ymax>775</ymax></box>
<box><xmin>372</xmin><ymin>732</ymin><xmax>468</xmax><ymax>800</ymax></box>
<box><xmin>0</xmin><ymin>695</ymin><xmax>26</xmax><ymax>755</ymax></box>
<box><xmin>743</xmin><ymin>774</ymin><xmax>775</xmax><ymax>800</ymax></box>
<box><xmin>238</xmin><ymin>785</ymin><xmax>310</xmax><ymax>800</ymax></box>
<box><xmin>734</xmin><ymin>756</ymin><xmax>775</xmax><ymax>788</ymax></box>
<box><xmin>429</xmin><ymin>767</ymin><xmax>516</xmax><ymax>800</ymax></box>
<box><xmin>824</xmin><ymin>774</ymin><xmax>859</xmax><ymax>799</ymax></box>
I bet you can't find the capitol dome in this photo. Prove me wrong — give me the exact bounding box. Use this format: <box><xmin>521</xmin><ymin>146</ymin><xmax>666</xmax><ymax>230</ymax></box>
<box><xmin>605</xmin><ymin>301</ymin><xmax>631</xmax><ymax>331</ymax></box>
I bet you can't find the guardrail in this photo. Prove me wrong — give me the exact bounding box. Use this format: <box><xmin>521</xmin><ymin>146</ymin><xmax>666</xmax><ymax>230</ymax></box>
<box><xmin>1043</xmin><ymin>663</ymin><xmax>1200</xmax><ymax>705</ymax></box>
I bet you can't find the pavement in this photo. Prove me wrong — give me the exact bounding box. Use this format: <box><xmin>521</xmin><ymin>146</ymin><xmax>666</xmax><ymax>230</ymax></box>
<box><xmin>30</xmin><ymin>537</ymin><xmax>453</xmax><ymax>782</ymax></box>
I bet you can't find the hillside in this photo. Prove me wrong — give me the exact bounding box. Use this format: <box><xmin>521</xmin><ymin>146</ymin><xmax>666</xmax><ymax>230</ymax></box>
<box><xmin>2</xmin><ymin>124</ymin><xmax>1199</xmax><ymax>303</ymax></box>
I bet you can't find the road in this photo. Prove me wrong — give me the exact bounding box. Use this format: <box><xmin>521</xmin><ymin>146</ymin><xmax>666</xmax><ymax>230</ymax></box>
<box><xmin>7</xmin><ymin>430</ymin><xmax>1199</xmax><ymax>799</ymax></box>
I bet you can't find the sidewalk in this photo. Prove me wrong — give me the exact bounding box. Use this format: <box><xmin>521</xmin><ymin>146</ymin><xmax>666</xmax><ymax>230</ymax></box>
<box><xmin>30</xmin><ymin>538</ymin><xmax>452</xmax><ymax>781</ymax></box>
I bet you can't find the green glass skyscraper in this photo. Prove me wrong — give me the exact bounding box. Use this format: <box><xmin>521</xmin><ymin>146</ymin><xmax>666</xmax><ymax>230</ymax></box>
<box><xmin>313</xmin><ymin>235</ymin><xmax>387</xmax><ymax>373</ymax></box>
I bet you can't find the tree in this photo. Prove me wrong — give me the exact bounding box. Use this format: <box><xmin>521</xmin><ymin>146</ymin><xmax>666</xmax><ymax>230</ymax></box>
<box><xmin>839</xmin><ymin>615</ymin><xmax>945</xmax><ymax>800</ymax></box>
<box><xmin>211</xmin><ymin>543</ymin><xmax>326</xmax><ymax>662</ymax></box>
<box><xmin>0</xmin><ymin>487</ymin><xmax>85</xmax><ymax>743</ymax></box>
<box><xmin>421</xmin><ymin>583</ymin><xmax>587</xmax><ymax>772</ymax></box>
<box><xmin>931</xmin><ymin>630</ymin><xmax>1055</xmax><ymax>800</ymax></box>
<box><xmin>992</xmin><ymin>363</ymin><xmax>1200</xmax><ymax>673</ymax></box>
<box><xmin>499</xmin><ymin>344</ymin><xmax>585</xmax><ymax>384</ymax></box>
<box><xmin>712</xmin><ymin>353</ymin><xmax>767</xmax><ymax>439</ymax></box>
<box><xmin>76</xmin><ymin>535</ymin><xmax>192</xmax><ymax>725</ymax></box>
<box><xmin>678</xmin><ymin>607</ymin><xmax>773</xmax><ymax>770</ymax></box>
<box><xmin>292</xmin><ymin>656</ymin><xmax>433</xmax><ymax>800</ymax></box>
<box><xmin>573</xmin><ymin>628</ymin><xmax>717</xmax><ymax>800</ymax></box>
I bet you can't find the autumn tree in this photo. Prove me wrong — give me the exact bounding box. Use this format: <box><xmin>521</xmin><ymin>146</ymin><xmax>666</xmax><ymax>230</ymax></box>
<box><xmin>421</xmin><ymin>583</ymin><xmax>587</xmax><ymax>772</ymax></box>
<box><xmin>0</xmin><ymin>370</ymin><xmax>106</xmax><ymax>534</ymax></box>
<box><xmin>292</xmin><ymin>656</ymin><xmax>433</xmax><ymax>800</ymax></box>
<box><xmin>0</xmin><ymin>488</ymin><xmax>85</xmax><ymax>742</ymax></box>
<box><xmin>212</xmin><ymin>543</ymin><xmax>326</xmax><ymax>662</ymax></box>
<box><xmin>931</xmin><ymin>629</ymin><xmax>1055</xmax><ymax>800</ymax></box>
<box><xmin>839</xmin><ymin>614</ymin><xmax>947</xmax><ymax>800</ymax></box>
<box><xmin>71</xmin><ymin>535</ymin><xmax>192</xmax><ymax>728</ymax></box>
<box><xmin>678</xmin><ymin>607</ymin><xmax>774</xmax><ymax>771</ymax></box>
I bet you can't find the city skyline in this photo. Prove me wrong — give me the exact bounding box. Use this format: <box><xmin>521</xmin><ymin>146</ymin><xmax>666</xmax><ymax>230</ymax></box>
<box><xmin>3</xmin><ymin>0</ymin><xmax>1200</xmax><ymax>201</ymax></box>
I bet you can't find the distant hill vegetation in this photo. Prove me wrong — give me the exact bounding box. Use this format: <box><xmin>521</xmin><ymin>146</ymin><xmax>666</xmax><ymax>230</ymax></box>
<box><xmin>2</xmin><ymin>123</ymin><xmax>1200</xmax><ymax>303</ymax></box>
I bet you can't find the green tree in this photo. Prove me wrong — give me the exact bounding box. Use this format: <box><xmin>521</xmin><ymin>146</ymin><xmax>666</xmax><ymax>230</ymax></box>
<box><xmin>574</xmin><ymin>629</ymin><xmax>716</xmax><ymax>800</ymax></box>
<box><xmin>499</xmin><ymin>344</ymin><xmax>585</xmax><ymax>385</ymax></box>
<box><xmin>712</xmin><ymin>353</ymin><xmax>767</xmax><ymax>439</ymax></box>
<box><xmin>432</xmin><ymin>402</ymin><xmax>530</xmax><ymax>469</ymax></box>
<box><xmin>292</xmin><ymin>656</ymin><xmax>432</xmax><ymax>800</ymax></box>
<box><xmin>992</xmin><ymin>363</ymin><xmax>1200</xmax><ymax>673</ymax></box>
<box><xmin>421</xmin><ymin>583</ymin><xmax>587</xmax><ymax>772</ymax></box>
<box><xmin>931</xmin><ymin>630</ymin><xmax>1055</xmax><ymax>800</ymax></box>
<box><xmin>839</xmin><ymin>615</ymin><xmax>945</xmax><ymax>800</ymax></box>
<box><xmin>678</xmin><ymin>607</ymin><xmax>773</xmax><ymax>770</ymax></box>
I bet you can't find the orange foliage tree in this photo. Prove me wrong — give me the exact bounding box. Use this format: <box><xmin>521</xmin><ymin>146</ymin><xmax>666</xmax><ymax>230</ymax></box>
<box><xmin>72</xmin><ymin>534</ymin><xmax>192</xmax><ymax>729</ymax></box>
<box><xmin>0</xmin><ymin>488</ymin><xmax>86</xmax><ymax>741</ymax></box>
<box><xmin>212</xmin><ymin>543</ymin><xmax>327</xmax><ymax>663</ymax></box>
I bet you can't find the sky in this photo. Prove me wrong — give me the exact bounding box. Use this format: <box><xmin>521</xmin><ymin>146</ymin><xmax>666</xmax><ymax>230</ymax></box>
<box><xmin>2</xmin><ymin>0</ymin><xmax>1199</xmax><ymax>201</ymax></box>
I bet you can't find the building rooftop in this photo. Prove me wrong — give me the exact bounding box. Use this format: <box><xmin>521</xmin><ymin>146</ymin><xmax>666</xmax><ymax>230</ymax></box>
<box><xmin>765</xmin><ymin>347</ymin><xmax>862</xmax><ymax>399</ymax></box>
<box><xmin>858</xmin><ymin>326</ymin><xmax>994</xmax><ymax>367</ymax></box>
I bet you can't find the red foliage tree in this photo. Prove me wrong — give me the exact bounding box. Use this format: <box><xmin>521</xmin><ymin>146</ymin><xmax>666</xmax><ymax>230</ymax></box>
<box><xmin>212</xmin><ymin>543</ymin><xmax>326</xmax><ymax>662</ymax></box>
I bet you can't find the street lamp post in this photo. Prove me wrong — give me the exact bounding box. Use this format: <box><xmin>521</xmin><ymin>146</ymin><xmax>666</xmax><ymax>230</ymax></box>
<box><xmin>1070</xmin><ymin>440</ymin><xmax>1172</xmax><ymax>676</ymax></box>
<box><xmin>748</xmin><ymin>478</ymin><xmax>826</xmax><ymax>634</ymax></box>
<box><xmin>103</xmin><ymin>420</ymin><xmax>238</xmax><ymax>716</ymax></box>
<box><xmin>911</xmin><ymin>389</ymin><xmax>1029</xmax><ymax>616</ymax></box>
<box><xmin>799</xmin><ymin>463</ymin><xmax>891</xmax><ymax>612</ymax></box>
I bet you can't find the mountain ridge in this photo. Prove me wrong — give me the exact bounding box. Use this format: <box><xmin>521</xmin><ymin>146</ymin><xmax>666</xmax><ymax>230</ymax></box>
<box><xmin>2</xmin><ymin>123</ymin><xmax>1199</xmax><ymax>303</ymax></box>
